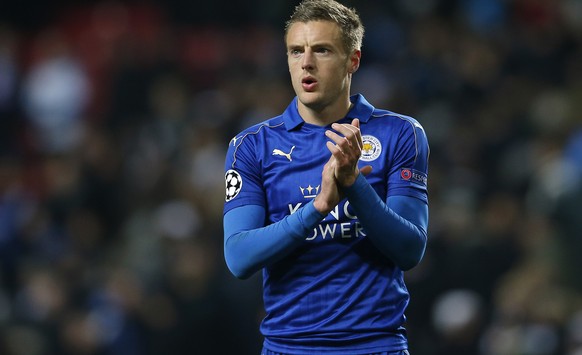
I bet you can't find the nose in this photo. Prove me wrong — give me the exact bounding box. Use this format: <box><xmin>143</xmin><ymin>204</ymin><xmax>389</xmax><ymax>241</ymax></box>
<box><xmin>301</xmin><ymin>48</ymin><xmax>314</xmax><ymax>70</ymax></box>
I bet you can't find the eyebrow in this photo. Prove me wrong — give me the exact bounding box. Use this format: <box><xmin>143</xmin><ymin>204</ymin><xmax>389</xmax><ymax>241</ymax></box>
<box><xmin>286</xmin><ymin>40</ymin><xmax>337</xmax><ymax>49</ymax></box>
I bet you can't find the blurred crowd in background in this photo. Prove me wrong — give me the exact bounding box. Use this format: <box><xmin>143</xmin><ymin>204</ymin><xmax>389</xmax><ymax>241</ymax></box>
<box><xmin>0</xmin><ymin>0</ymin><xmax>582</xmax><ymax>354</ymax></box>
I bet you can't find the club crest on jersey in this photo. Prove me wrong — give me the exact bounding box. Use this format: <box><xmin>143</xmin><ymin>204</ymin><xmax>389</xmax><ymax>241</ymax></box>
<box><xmin>225</xmin><ymin>169</ymin><xmax>243</xmax><ymax>201</ymax></box>
<box><xmin>360</xmin><ymin>135</ymin><xmax>382</xmax><ymax>162</ymax></box>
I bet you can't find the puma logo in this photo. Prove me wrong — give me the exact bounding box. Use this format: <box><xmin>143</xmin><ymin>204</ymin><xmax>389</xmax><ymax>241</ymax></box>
<box><xmin>272</xmin><ymin>146</ymin><xmax>296</xmax><ymax>161</ymax></box>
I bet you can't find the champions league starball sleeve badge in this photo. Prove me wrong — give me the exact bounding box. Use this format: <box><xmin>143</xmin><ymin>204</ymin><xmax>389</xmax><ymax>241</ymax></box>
<box><xmin>225</xmin><ymin>169</ymin><xmax>243</xmax><ymax>202</ymax></box>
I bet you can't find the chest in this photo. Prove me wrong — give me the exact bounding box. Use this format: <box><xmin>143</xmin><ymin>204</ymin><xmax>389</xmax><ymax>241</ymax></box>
<box><xmin>262</xmin><ymin>132</ymin><xmax>328</xmax><ymax>219</ymax></box>
<box><xmin>258</xmin><ymin>129</ymin><xmax>388</xmax><ymax>223</ymax></box>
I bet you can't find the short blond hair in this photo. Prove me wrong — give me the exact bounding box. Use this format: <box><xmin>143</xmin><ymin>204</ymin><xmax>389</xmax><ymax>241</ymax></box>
<box><xmin>285</xmin><ymin>0</ymin><xmax>364</xmax><ymax>54</ymax></box>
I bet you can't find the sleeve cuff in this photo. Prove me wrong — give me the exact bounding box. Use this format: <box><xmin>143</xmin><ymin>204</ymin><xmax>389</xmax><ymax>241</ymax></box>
<box><xmin>286</xmin><ymin>200</ymin><xmax>326</xmax><ymax>240</ymax></box>
<box><xmin>344</xmin><ymin>173</ymin><xmax>369</xmax><ymax>198</ymax></box>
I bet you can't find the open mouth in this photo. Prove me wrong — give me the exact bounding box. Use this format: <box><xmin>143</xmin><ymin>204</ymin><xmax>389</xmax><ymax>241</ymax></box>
<box><xmin>302</xmin><ymin>77</ymin><xmax>317</xmax><ymax>90</ymax></box>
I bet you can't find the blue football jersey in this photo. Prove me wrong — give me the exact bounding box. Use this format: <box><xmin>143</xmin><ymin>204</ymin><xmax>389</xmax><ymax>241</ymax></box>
<box><xmin>224</xmin><ymin>94</ymin><xmax>429</xmax><ymax>354</ymax></box>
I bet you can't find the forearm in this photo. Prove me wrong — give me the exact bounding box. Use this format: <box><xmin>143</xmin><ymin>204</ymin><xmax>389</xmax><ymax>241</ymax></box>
<box><xmin>223</xmin><ymin>201</ymin><xmax>325</xmax><ymax>279</ymax></box>
<box><xmin>344</xmin><ymin>174</ymin><xmax>428</xmax><ymax>271</ymax></box>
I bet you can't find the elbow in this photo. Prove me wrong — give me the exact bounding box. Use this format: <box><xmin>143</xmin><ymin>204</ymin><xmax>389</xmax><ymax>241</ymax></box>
<box><xmin>227</xmin><ymin>263</ymin><xmax>253</xmax><ymax>280</ymax></box>
<box><xmin>224</xmin><ymin>231</ymin><xmax>261</xmax><ymax>279</ymax></box>
<box><xmin>399</xmin><ymin>254</ymin><xmax>422</xmax><ymax>272</ymax></box>
<box><xmin>398</xmin><ymin>229</ymin><xmax>427</xmax><ymax>272</ymax></box>
<box><xmin>398</xmin><ymin>248</ymin><xmax>425</xmax><ymax>271</ymax></box>
<box><xmin>224</xmin><ymin>249</ymin><xmax>255</xmax><ymax>280</ymax></box>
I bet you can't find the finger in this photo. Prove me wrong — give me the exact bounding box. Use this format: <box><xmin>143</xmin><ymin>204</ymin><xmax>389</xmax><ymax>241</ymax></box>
<box><xmin>326</xmin><ymin>140</ymin><xmax>344</xmax><ymax>156</ymax></box>
<box><xmin>348</xmin><ymin>125</ymin><xmax>362</xmax><ymax>151</ymax></box>
<box><xmin>342</xmin><ymin>135</ymin><xmax>352</xmax><ymax>148</ymax></box>
<box><xmin>328</xmin><ymin>125</ymin><xmax>357</xmax><ymax>151</ymax></box>
<box><xmin>332</xmin><ymin>122</ymin><xmax>362</xmax><ymax>151</ymax></box>
<box><xmin>322</xmin><ymin>158</ymin><xmax>335</xmax><ymax>180</ymax></box>
<box><xmin>325</xmin><ymin>130</ymin><xmax>350</xmax><ymax>150</ymax></box>
<box><xmin>346</xmin><ymin>119</ymin><xmax>363</xmax><ymax>150</ymax></box>
<box><xmin>331</xmin><ymin>123</ymin><xmax>356</xmax><ymax>138</ymax></box>
<box><xmin>359</xmin><ymin>165</ymin><xmax>373</xmax><ymax>176</ymax></box>
<box><xmin>351</xmin><ymin>119</ymin><xmax>364</xmax><ymax>150</ymax></box>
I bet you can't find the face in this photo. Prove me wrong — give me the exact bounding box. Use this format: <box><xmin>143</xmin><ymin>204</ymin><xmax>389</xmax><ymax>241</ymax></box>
<box><xmin>286</xmin><ymin>21</ymin><xmax>360</xmax><ymax>115</ymax></box>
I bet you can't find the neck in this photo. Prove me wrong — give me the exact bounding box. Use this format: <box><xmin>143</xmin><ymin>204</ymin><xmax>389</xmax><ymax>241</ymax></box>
<box><xmin>298</xmin><ymin>97</ymin><xmax>353</xmax><ymax>126</ymax></box>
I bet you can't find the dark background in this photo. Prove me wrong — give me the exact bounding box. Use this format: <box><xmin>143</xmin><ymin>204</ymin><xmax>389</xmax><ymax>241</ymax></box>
<box><xmin>0</xmin><ymin>0</ymin><xmax>581</xmax><ymax>354</ymax></box>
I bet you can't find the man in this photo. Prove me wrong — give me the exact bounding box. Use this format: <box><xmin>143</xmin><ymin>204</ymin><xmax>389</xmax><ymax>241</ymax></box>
<box><xmin>223</xmin><ymin>0</ymin><xmax>429</xmax><ymax>353</ymax></box>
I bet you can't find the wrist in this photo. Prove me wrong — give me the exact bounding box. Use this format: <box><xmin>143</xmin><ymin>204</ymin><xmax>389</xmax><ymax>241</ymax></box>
<box><xmin>338</xmin><ymin>169</ymin><xmax>359</xmax><ymax>188</ymax></box>
<box><xmin>344</xmin><ymin>173</ymin><xmax>366</xmax><ymax>196</ymax></box>
<box><xmin>313</xmin><ymin>196</ymin><xmax>333</xmax><ymax>215</ymax></box>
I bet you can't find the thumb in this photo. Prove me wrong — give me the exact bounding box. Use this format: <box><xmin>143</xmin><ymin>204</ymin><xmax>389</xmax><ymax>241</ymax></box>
<box><xmin>359</xmin><ymin>165</ymin><xmax>373</xmax><ymax>176</ymax></box>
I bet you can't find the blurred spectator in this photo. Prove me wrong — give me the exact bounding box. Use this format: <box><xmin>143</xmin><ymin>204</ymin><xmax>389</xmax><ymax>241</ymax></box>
<box><xmin>0</xmin><ymin>1</ymin><xmax>580</xmax><ymax>354</ymax></box>
<box><xmin>21</xmin><ymin>30</ymin><xmax>90</xmax><ymax>154</ymax></box>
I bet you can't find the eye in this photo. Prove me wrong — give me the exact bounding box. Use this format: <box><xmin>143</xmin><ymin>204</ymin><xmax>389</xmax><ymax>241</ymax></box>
<box><xmin>314</xmin><ymin>47</ymin><xmax>330</xmax><ymax>54</ymax></box>
<box><xmin>288</xmin><ymin>48</ymin><xmax>303</xmax><ymax>57</ymax></box>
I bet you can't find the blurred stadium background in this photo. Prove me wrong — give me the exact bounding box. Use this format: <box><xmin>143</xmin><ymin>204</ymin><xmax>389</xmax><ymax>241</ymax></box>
<box><xmin>0</xmin><ymin>0</ymin><xmax>582</xmax><ymax>354</ymax></box>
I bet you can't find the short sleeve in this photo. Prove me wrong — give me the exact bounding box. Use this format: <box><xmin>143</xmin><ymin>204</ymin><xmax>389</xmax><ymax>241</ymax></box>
<box><xmin>386</xmin><ymin>119</ymin><xmax>429</xmax><ymax>203</ymax></box>
<box><xmin>223</xmin><ymin>134</ymin><xmax>266</xmax><ymax>215</ymax></box>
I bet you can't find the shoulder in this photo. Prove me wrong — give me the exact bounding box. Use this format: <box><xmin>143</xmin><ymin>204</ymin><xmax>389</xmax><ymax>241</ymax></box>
<box><xmin>228</xmin><ymin>115</ymin><xmax>286</xmax><ymax>148</ymax></box>
<box><xmin>370</xmin><ymin>109</ymin><xmax>425</xmax><ymax>132</ymax></box>
<box><xmin>351</xmin><ymin>94</ymin><xmax>423</xmax><ymax>130</ymax></box>
<box><xmin>365</xmin><ymin>109</ymin><xmax>429</xmax><ymax>154</ymax></box>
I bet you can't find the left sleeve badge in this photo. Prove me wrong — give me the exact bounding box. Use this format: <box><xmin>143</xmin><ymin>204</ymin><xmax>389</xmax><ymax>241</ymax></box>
<box><xmin>225</xmin><ymin>169</ymin><xmax>243</xmax><ymax>202</ymax></box>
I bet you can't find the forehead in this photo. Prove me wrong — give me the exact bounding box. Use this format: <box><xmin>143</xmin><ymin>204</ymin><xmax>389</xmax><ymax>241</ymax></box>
<box><xmin>285</xmin><ymin>20</ymin><xmax>343</xmax><ymax>47</ymax></box>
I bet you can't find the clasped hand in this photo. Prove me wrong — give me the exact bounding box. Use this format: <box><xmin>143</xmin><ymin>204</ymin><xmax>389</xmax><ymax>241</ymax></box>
<box><xmin>313</xmin><ymin>119</ymin><xmax>372</xmax><ymax>215</ymax></box>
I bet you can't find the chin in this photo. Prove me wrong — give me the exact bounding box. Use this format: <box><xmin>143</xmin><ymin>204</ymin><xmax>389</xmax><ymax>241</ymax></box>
<box><xmin>298</xmin><ymin>92</ymin><xmax>322</xmax><ymax>105</ymax></box>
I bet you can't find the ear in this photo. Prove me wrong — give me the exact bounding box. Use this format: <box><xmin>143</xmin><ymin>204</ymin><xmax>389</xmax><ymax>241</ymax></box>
<box><xmin>348</xmin><ymin>49</ymin><xmax>361</xmax><ymax>74</ymax></box>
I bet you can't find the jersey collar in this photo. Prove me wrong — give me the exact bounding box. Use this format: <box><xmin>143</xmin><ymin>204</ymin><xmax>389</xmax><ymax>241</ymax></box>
<box><xmin>283</xmin><ymin>94</ymin><xmax>375</xmax><ymax>131</ymax></box>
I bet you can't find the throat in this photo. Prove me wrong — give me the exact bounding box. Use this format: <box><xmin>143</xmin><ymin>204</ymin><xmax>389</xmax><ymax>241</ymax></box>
<box><xmin>298</xmin><ymin>100</ymin><xmax>353</xmax><ymax>126</ymax></box>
